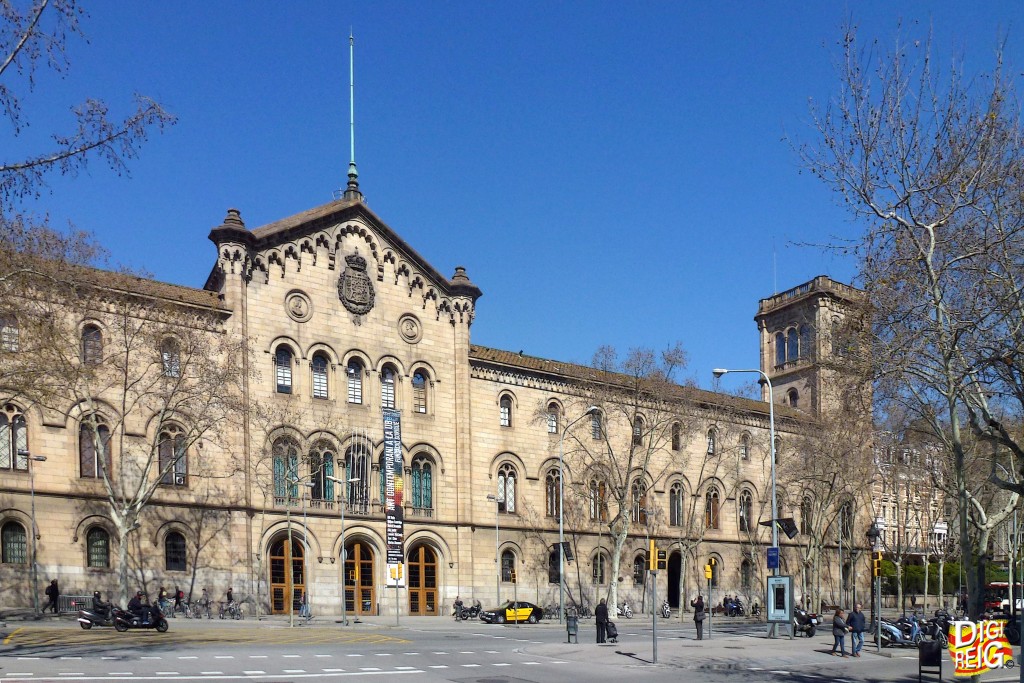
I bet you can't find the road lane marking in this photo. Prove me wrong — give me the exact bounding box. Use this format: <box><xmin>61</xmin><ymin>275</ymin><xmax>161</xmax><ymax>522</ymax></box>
<box><xmin>493</xmin><ymin>663</ymin><xmax>510</xmax><ymax>667</ymax></box>
<box><xmin>771</xmin><ymin>671</ymin><xmax>791</xmax><ymax>675</ymax></box>
<box><xmin>322</xmin><ymin>669</ymin><xmax>345</xmax><ymax>673</ymax></box>
<box><xmin>461</xmin><ymin>664</ymin><xmax>480</xmax><ymax>668</ymax></box>
<box><xmin>2</xmin><ymin>627</ymin><xmax>25</xmax><ymax>645</ymax></box>
<box><xmin>58</xmin><ymin>674</ymin><xmax>84</xmax><ymax>677</ymax></box>
<box><xmin>428</xmin><ymin>665</ymin><xmax>448</xmax><ymax>669</ymax></box>
<box><xmin>283</xmin><ymin>655</ymin><xmax>300</xmax><ymax>658</ymax></box>
<box><xmin>214</xmin><ymin>656</ymin><xmax>234</xmax><ymax>660</ymax></box>
<box><xmin>282</xmin><ymin>670</ymin><xmax>305</xmax><ymax>674</ymax></box>
<box><xmin>243</xmin><ymin>671</ymin><xmax>266</xmax><ymax>675</ymax></box>
<box><xmin>315</xmin><ymin>655</ymin><xmax>332</xmax><ymax>658</ymax></box>
<box><xmin>177</xmin><ymin>657</ymin><xmax>197</xmax><ymax>660</ymax></box>
<box><xmin>358</xmin><ymin>668</ymin><xmax>381</xmax><ymax>672</ymax></box>
<box><xmin>199</xmin><ymin>673</ymin><xmax>222</xmax><ymax>676</ymax></box>
<box><xmin>59</xmin><ymin>657</ymin><xmax>82</xmax><ymax>660</ymax></box>
<box><xmin>248</xmin><ymin>655</ymin><xmax>267</xmax><ymax>659</ymax></box>
<box><xmin>154</xmin><ymin>673</ymin><xmax>178</xmax><ymax>676</ymax></box>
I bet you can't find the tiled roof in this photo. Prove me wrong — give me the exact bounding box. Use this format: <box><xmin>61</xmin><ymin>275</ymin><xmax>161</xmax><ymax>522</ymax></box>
<box><xmin>63</xmin><ymin>262</ymin><xmax>226</xmax><ymax>311</ymax></box>
<box><xmin>469</xmin><ymin>345</ymin><xmax>802</xmax><ymax>422</ymax></box>
<box><xmin>249</xmin><ymin>198</ymin><xmax>362</xmax><ymax>240</ymax></box>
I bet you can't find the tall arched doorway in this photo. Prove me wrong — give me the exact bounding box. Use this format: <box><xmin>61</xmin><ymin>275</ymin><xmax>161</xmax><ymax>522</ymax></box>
<box><xmin>407</xmin><ymin>543</ymin><xmax>438</xmax><ymax>616</ymax></box>
<box><xmin>668</xmin><ymin>551</ymin><xmax>682</xmax><ymax>608</ymax></box>
<box><xmin>344</xmin><ymin>540</ymin><xmax>376</xmax><ymax>616</ymax></box>
<box><xmin>269</xmin><ymin>536</ymin><xmax>305</xmax><ymax>615</ymax></box>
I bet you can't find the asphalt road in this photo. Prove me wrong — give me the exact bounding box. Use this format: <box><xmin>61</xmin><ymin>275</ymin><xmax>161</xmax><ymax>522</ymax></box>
<box><xmin>1</xmin><ymin>615</ymin><xmax>1020</xmax><ymax>682</ymax></box>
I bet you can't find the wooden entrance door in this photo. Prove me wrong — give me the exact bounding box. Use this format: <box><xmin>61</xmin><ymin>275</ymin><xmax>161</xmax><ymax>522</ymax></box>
<box><xmin>407</xmin><ymin>544</ymin><xmax>438</xmax><ymax>615</ymax></box>
<box><xmin>269</xmin><ymin>536</ymin><xmax>305</xmax><ymax>614</ymax></box>
<box><xmin>344</xmin><ymin>541</ymin><xmax>376</xmax><ymax>616</ymax></box>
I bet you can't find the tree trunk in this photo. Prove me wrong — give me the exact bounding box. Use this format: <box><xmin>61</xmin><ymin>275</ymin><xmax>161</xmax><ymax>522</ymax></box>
<box><xmin>923</xmin><ymin>556</ymin><xmax>930</xmax><ymax>612</ymax></box>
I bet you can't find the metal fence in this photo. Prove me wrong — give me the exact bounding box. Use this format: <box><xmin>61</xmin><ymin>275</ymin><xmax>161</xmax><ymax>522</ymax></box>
<box><xmin>58</xmin><ymin>595</ymin><xmax>93</xmax><ymax>614</ymax></box>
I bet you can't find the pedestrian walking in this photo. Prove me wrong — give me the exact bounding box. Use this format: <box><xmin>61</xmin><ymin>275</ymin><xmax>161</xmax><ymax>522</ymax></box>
<box><xmin>848</xmin><ymin>603</ymin><xmax>866</xmax><ymax>657</ymax></box>
<box><xmin>831</xmin><ymin>608</ymin><xmax>851</xmax><ymax>657</ymax></box>
<box><xmin>691</xmin><ymin>594</ymin><xmax>706</xmax><ymax>640</ymax></box>
<box><xmin>595</xmin><ymin>598</ymin><xmax>609</xmax><ymax>643</ymax></box>
<box><xmin>44</xmin><ymin>579</ymin><xmax>59</xmax><ymax>614</ymax></box>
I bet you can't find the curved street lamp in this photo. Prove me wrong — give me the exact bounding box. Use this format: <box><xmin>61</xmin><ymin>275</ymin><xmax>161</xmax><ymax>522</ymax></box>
<box><xmin>17</xmin><ymin>450</ymin><xmax>46</xmax><ymax>616</ymax></box>
<box><xmin>326</xmin><ymin>474</ymin><xmax>361</xmax><ymax>625</ymax></box>
<box><xmin>559</xmin><ymin>406</ymin><xmax>599</xmax><ymax>624</ymax></box>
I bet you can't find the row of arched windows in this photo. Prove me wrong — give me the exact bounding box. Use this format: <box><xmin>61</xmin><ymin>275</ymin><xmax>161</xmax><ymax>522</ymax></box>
<box><xmin>270</xmin><ymin>436</ymin><xmax>436</xmax><ymax>514</ymax></box>
<box><xmin>273</xmin><ymin>348</ymin><xmax>430</xmax><ymax>413</ymax></box>
<box><xmin>77</xmin><ymin>323</ymin><xmax>183</xmax><ymax>378</ymax></box>
<box><xmin>0</xmin><ymin>520</ymin><xmax>188</xmax><ymax>572</ymax></box>
<box><xmin>774</xmin><ymin>324</ymin><xmax>813</xmax><ymax>367</ymax></box>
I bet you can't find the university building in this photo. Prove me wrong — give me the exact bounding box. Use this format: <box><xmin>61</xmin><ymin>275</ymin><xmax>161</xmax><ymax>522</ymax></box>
<box><xmin>0</xmin><ymin>176</ymin><xmax>871</xmax><ymax>617</ymax></box>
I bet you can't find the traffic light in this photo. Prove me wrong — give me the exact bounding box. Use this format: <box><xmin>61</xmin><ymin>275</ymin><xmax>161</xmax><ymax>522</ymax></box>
<box><xmin>704</xmin><ymin>557</ymin><xmax>716</xmax><ymax>580</ymax></box>
<box><xmin>648</xmin><ymin>540</ymin><xmax>657</xmax><ymax>571</ymax></box>
<box><xmin>656</xmin><ymin>549</ymin><xmax>667</xmax><ymax>571</ymax></box>
<box><xmin>872</xmin><ymin>550</ymin><xmax>883</xmax><ymax>577</ymax></box>
<box><xmin>509</xmin><ymin>570</ymin><xmax>517</xmax><ymax>584</ymax></box>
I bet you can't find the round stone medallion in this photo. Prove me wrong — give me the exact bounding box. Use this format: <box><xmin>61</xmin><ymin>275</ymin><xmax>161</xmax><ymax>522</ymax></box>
<box><xmin>285</xmin><ymin>291</ymin><xmax>313</xmax><ymax>323</ymax></box>
<box><xmin>398</xmin><ymin>314</ymin><xmax>422</xmax><ymax>343</ymax></box>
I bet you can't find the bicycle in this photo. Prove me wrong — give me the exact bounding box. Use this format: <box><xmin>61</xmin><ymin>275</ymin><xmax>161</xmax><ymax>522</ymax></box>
<box><xmin>190</xmin><ymin>600</ymin><xmax>212</xmax><ymax>619</ymax></box>
<box><xmin>219</xmin><ymin>601</ymin><xmax>243</xmax><ymax>620</ymax></box>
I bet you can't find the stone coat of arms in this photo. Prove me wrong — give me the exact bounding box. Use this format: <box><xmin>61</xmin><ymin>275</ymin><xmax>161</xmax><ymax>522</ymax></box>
<box><xmin>338</xmin><ymin>252</ymin><xmax>375</xmax><ymax>314</ymax></box>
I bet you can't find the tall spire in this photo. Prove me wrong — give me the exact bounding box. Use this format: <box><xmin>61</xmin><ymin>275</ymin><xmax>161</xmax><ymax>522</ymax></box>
<box><xmin>342</xmin><ymin>30</ymin><xmax>363</xmax><ymax>202</ymax></box>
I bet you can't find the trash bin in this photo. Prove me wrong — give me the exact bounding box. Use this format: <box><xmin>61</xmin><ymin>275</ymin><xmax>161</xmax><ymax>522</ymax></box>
<box><xmin>566</xmin><ymin>615</ymin><xmax>579</xmax><ymax>643</ymax></box>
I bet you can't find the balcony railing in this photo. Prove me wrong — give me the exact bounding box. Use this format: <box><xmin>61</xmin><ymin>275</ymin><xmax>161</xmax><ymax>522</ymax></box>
<box><xmin>408</xmin><ymin>506</ymin><xmax>434</xmax><ymax>519</ymax></box>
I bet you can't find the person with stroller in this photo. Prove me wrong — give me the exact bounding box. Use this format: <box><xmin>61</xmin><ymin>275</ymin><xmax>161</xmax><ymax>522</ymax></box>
<box><xmin>595</xmin><ymin>598</ymin><xmax>609</xmax><ymax>643</ymax></box>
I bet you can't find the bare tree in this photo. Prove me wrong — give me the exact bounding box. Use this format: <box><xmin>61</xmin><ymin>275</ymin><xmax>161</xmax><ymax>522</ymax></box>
<box><xmin>798</xmin><ymin>22</ymin><xmax>1024</xmax><ymax>617</ymax></box>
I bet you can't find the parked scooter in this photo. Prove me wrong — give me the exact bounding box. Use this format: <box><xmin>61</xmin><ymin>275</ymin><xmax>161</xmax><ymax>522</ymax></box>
<box><xmin>77</xmin><ymin>606</ymin><xmax>115</xmax><ymax>629</ymax></box>
<box><xmin>725</xmin><ymin>598</ymin><xmax>744</xmax><ymax>617</ymax></box>
<box><xmin>661</xmin><ymin>599</ymin><xmax>671</xmax><ymax>618</ymax></box>
<box><xmin>616</xmin><ymin>601</ymin><xmax>633</xmax><ymax>619</ymax></box>
<box><xmin>877</xmin><ymin>617</ymin><xmax>921</xmax><ymax>647</ymax></box>
<box><xmin>921</xmin><ymin>610</ymin><xmax>951</xmax><ymax>648</ymax></box>
<box><xmin>113</xmin><ymin>605</ymin><xmax>169</xmax><ymax>633</ymax></box>
<box><xmin>750</xmin><ymin>602</ymin><xmax>762</xmax><ymax>617</ymax></box>
<box><xmin>792</xmin><ymin>607</ymin><xmax>818</xmax><ymax>637</ymax></box>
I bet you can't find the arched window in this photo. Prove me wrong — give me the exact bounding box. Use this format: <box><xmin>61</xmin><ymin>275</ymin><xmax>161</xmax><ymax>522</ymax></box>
<box><xmin>1</xmin><ymin>521</ymin><xmax>26</xmax><ymax>563</ymax></box>
<box><xmin>787</xmin><ymin>388</ymin><xmax>799</xmax><ymax>408</ymax></box>
<box><xmin>411</xmin><ymin>370</ymin><xmax>428</xmax><ymax>413</ymax></box>
<box><xmin>739</xmin><ymin>489</ymin><xmax>753</xmax><ymax>532</ymax></box>
<box><xmin>87</xmin><ymin>527</ymin><xmax>110</xmax><ymax>568</ymax></box>
<box><xmin>799</xmin><ymin>324</ymin><xmax>812</xmax><ymax>359</ymax></box>
<box><xmin>774</xmin><ymin>331</ymin><xmax>786</xmax><ymax>367</ymax></box>
<box><xmin>79</xmin><ymin>419</ymin><xmax>111</xmax><ymax>479</ymax></box>
<box><xmin>740</xmin><ymin>434</ymin><xmax>751</xmax><ymax>460</ymax></box>
<box><xmin>497</xmin><ymin>463</ymin><xmax>516</xmax><ymax>513</ymax></box>
<box><xmin>0</xmin><ymin>406</ymin><xmax>28</xmax><ymax>471</ymax></box>
<box><xmin>380</xmin><ymin>366</ymin><xmax>396</xmax><ymax>409</ymax></box>
<box><xmin>309</xmin><ymin>441</ymin><xmax>335</xmax><ymax>502</ymax></box>
<box><xmin>161</xmin><ymin>338</ymin><xmax>181</xmax><ymax>378</ymax></box>
<box><xmin>545</xmin><ymin>469</ymin><xmax>560</xmax><ymax>518</ymax></box>
<box><xmin>590</xmin><ymin>411</ymin><xmax>602</xmax><ymax>439</ymax></box>
<box><xmin>631</xmin><ymin>480</ymin><xmax>647</xmax><ymax>525</ymax></box>
<box><xmin>0</xmin><ymin>314</ymin><xmax>19</xmax><ymax>352</ymax></box>
<box><xmin>740</xmin><ymin>559</ymin><xmax>752</xmax><ymax>590</ymax></box>
<box><xmin>272</xmin><ymin>437</ymin><xmax>299</xmax><ymax>502</ymax></box>
<box><xmin>669</xmin><ymin>482</ymin><xmax>685</xmax><ymax>527</ymax></box>
<box><xmin>706</xmin><ymin>428</ymin><xmax>717</xmax><ymax>457</ymax></box>
<box><xmin>592</xmin><ymin>550</ymin><xmax>607</xmax><ymax>584</ymax></box>
<box><xmin>589</xmin><ymin>479</ymin><xmax>607</xmax><ymax>521</ymax></box>
<box><xmin>632</xmin><ymin>554</ymin><xmax>646</xmax><ymax>584</ymax></box>
<box><xmin>632</xmin><ymin>416</ymin><xmax>644</xmax><ymax>446</ymax></box>
<box><xmin>705</xmin><ymin>486</ymin><xmax>720</xmax><ymax>529</ymax></box>
<box><xmin>81</xmin><ymin>324</ymin><xmax>103</xmax><ymax>365</ymax></box>
<box><xmin>158</xmin><ymin>425</ymin><xmax>187</xmax><ymax>486</ymax></box>
<box><xmin>346</xmin><ymin>359</ymin><xmax>363</xmax><ymax>404</ymax></box>
<box><xmin>787</xmin><ymin>328</ymin><xmax>798</xmax><ymax>362</ymax></box>
<box><xmin>801</xmin><ymin>495</ymin><xmax>813</xmax><ymax>535</ymax></box>
<box><xmin>274</xmin><ymin>345</ymin><xmax>293</xmax><ymax>394</ymax></box>
<box><xmin>345</xmin><ymin>441</ymin><xmax>371</xmax><ymax>513</ymax></box>
<box><xmin>547</xmin><ymin>403</ymin><xmax>560</xmax><ymax>434</ymax></box>
<box><xmin>311</xmin><ymin>353</ymin><xmax>329</xmax><ymax>399</ymax></box>
<box><xmin>671</xmin><ymin>422</ymin><xmax>681</xmax><ymax>451</ymax></box>
<box><xmin>499</xmin><ymin>396</ymin><xmax>513</xmax><ymax>427</ymax></box>
<box><xmin>501</xmin><ymin>549</ymin><xmax>516</xmax><ymax>582</ymax></box>
<box><xmin>165</xmin><ymin>531</ymin><xmax>186</xmax><ymax>571</ymax></box>
<box><xmin>411</xmin><ymin>455</ymin><xmax>433</xmax><ymax>513</ymax></box>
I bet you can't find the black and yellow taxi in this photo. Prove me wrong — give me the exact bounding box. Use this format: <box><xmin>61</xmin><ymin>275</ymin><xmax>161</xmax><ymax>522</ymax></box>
<box><xmin>479</xmin><ymin>600</ymin><xmax>544</xmax><ymax>624</ymax></box>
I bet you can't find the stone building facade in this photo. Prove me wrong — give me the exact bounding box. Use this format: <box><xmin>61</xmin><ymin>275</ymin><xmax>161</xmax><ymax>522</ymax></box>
<box><xmin>0</xmin><ymin>188</ymin><xmax>871</xmax><ymax>617</ymax></box>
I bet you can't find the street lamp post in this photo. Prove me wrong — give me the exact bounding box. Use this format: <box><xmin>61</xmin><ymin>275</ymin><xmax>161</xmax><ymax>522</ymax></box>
<box><xmin>326</xmin><ymin>475</ymin><xmax>361</xmax><ymax>625</ymax></box>
<box><xmin>486</xmin><ymin>494</ymin><xmax>500</xmax><ymax>605</ymax></box>
<box><xmin>712</xmin><ymin>369</ymin><xmax>777</xmax><ymax>636</ymax></box>
<box><xmin>558</xmin><ymin>406</ymin><xmax>599</xmax><ymax>624</ymax></box>
<box><xmin>866</xmin><ymin>522</ymin><xmax>882</xmax><ymax>653</ymax></box>
<box><xmin>18</xmin><ymin>449</ymin><xmax>46</xmax><ymax>615</ymax></box>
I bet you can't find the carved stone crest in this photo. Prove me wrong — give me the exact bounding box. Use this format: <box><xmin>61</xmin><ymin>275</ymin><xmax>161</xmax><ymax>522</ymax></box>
<box><xmin>338</xmin><ymin>252</ymin><xmax>375</xmax><ymax>314</ymax></box>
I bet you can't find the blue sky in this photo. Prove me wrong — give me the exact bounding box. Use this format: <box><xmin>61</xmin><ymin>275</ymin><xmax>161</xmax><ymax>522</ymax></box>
<box><xmin>7</xmin><ymin>1</ymin><xmax>1021</xmax><ymax>390</ymax></box>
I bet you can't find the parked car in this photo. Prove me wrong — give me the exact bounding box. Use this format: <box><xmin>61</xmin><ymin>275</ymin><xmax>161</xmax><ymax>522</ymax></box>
<box><xmin>479</xmin><ymin>600</ymin><xmax>544</xmax><ymax>624</ymax></box>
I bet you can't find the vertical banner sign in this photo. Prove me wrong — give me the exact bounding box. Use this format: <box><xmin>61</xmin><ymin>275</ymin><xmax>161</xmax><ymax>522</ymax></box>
<box><xmin>383</xmin><ymin>408</ymin><xmax>405</xmax><ymax>587</ymax></box>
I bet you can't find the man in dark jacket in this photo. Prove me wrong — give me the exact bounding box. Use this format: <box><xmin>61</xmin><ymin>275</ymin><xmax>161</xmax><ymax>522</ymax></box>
<box><xmin>92</xmin><ymin>591</ymin><xmax>111</xmax><ymax>620</ymax></box>
<box><xmin>44</xmin><ymin>579</ymin><xmax>59</xmax><ymax>614</ymax></box>
<box><xmin>848</xmin><ymin>603</ymin><xmax>866</xmax><ymax>657</ymax></box>
<box><xmin>595</xmin><ymin>598</ymin><xmax>609</xmax><ymax>643</ymax></box>
<box><xmin>128</xmin><ymin>591</ymin><xmax>147</xmax><ymax>623</ymax></box>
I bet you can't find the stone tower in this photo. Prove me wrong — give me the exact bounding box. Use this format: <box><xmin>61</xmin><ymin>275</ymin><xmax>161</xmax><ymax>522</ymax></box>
<box><xmin>754</xmin><ymin>275</ymin><xmax>865</xmax><ymax>417</ymax></box>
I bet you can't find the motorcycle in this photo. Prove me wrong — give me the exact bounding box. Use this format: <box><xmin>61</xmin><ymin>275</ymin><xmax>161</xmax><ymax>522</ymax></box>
<box><xmin>750</xmin><ymin>603</ymin><xmax>762</xmax><ymax>617</ymax></box>
<box><xmin>661</xmin><ymin>599</ymin><xmax>671</xmax><ymax>619</ymax></box>
<box><xmin>77</xmin><ymin>606</ymin><xmax>115</xmax><ymax>629</ymax></box>
<box><xmin>877</xmin><ymin>617</ymin><xmax>921</xmax><ymax>647</ymax></box>
<box><xmin>617</xmin><ymin>601</ymin><xmax>633</xmax><ymax>619</ymax></box>
<box><xmin>452</xmin><ymin>602</ymin><xmax>482</xmax><ymax>621</ymax></box>
<box><xmin>725</xmin><ymin>599</ymin><xmax>744</xmax><ymax>617</ymax></box>
<box><xmin>792</xmin><ymin>607</ymin><xmax>818</xmax><ymax>637</ymax></box>
<box><xmin>113</xmin><ymin>605</ymin><xmax>169</xmax><ymax>633</ymax></box>
<box><xmin>921</xmin><ymin>611</ymin><xmax>951</xmax><ymax>648</ymax></box>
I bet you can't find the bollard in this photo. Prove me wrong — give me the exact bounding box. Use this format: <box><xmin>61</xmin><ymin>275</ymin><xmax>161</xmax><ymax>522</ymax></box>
<box><xmin>566</xmin><ymin>615</ymin><xmax>579</xmax><ymax>643</ymax></box>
